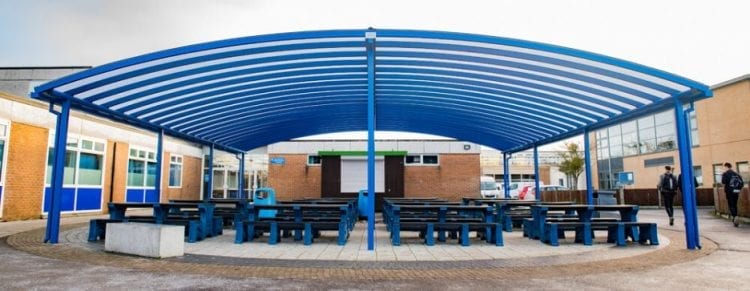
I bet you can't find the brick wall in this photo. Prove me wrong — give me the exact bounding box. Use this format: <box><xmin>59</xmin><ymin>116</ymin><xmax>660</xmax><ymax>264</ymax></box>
<box><xmin>404</xmin><ymin>154</ymin><xmax>480</xmax><ymax>201</ymax></box>
<box><xmin>162</xmin><ymin>153</ymin><xmax>202</xmax><ymax>201</ymax></box>
<box><xmin>267</xmin><ymin>154</ymin><xmax>321</xmax><ymax>200</ymax></box>
<box><xmin>2</xmin><ymin>122</ymin><xmax>48</xmax><ymax>220</ymax></box>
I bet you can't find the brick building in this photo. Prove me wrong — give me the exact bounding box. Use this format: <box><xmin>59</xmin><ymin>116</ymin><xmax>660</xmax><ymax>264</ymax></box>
<box><xmin>0</xmin><ymin>68</ymin><xmax>266</xmax><ymax>221</ymax></box>
<box><xmin>267</xmin><ymin>140</ymin><xmax>481</xmax><ymax>204</ymax></box>
<box><xmin>589</xmin><ymin>74</ymin><xmax>750</xmax><ymax>190</ymax></box>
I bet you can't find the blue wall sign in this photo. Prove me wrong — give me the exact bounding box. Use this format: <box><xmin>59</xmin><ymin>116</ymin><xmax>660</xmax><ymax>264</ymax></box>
<box><xmin>270</xmin><ymin>157</ymin><xmax>286</xmax><ymax>165</ymax></box>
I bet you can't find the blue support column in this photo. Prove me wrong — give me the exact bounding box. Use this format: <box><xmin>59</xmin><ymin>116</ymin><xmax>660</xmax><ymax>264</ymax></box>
<box><xmin>45</xmin><ymin>99</ymin><xmax>71</xmax><ymax>244</ymax></box>
<box><xmin>584</xmin><ymin>128</ymin><xmax>594</xmax><ymax>204</ymax></box>
<box><xmin>503</xmin><ymin>153</ymin><xmax>510</xmax><ymax>198</ymax></box>
<box><xmin>154</xmin><ymin>130</ymin><xmax>163</xmax><ymax>202</ymax></box>
<box><xmin>533</xmin><ymin>146</ymin><xmax>540</xmax><ymax>201</ymax></box>
<box><xmin>674</xmin><ymin>100</ymin><xmax>701</xmax><ymax>249</ymax></box>
<box><xmin>238</xmin><ymin>152</ymin><xmax>245</xmax><ymax>199</ymax></box>
<box><xmin>365</xmin><ymin>30</ymin><xmax>377</xmax><ymax>251</ymax></box>
<box><xmin>206</xmin><ymin>144</ymin><xmax>214</xmax><ymax>202</ymax></box>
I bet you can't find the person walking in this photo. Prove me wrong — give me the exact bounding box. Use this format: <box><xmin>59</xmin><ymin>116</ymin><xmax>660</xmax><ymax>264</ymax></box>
<box><xmin>721</xmin><ymin>162</ymin><xmax>744</xmax><ymax>227</ymax></box>
<box><xmin>658</xmin><ymin>165</ymin><xmax>678</xmax><ymax>226</ymax></box>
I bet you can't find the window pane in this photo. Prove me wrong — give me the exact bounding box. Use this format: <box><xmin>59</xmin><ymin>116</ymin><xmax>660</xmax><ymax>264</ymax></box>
<box><xmin>0</xmin><ymin>140</ymin><xmax>4</xmax><ymax>181</ymax></box>
<box><xmin>609</xmin><ymin>145</ymin><xmax>623</xmax><ymax>158</ymax></box>
<box><xmin>148</xmin><ymin>152</ymin><xmax>155</xmax><ymax>160</ymax></box>
<box><xmin>713</xmin><ymin>165</ymin><xmax>723</xmax><ymax>186</ymax></box>
<box><xmin>94</xmin><ymin>142</ymin><xmax>105</xmax><ymax>152</ymax></box>
<box><xmin>691</xmin><ymin>129</ymin><xmax>700</xmax><ymax>146</ymax></box>
<box><xmin>66</xmin><ymin>137</ymin><xmax>77</xmax><ymax>148</ymax></box>
<box><xmin>169</xmin><ymin>164</ymin><xmax>182</xmax><ymax>187</ymax></box>
<box><xmin>138</xmin><ymin>150</ymin><xmax>146</xmax><ymax>158</ymax></box>
<box><xmin>737</xmin><ymin>162</ymin><xmax>750</xmax><ymax>184</ymax></box>
<box><xmin>655</xmin><ymin>123</ymin><xmax>675</xmax><ymax>138</ymax></box>
<box><xmin>608</xmin><ymin>125</ymin><xmax>621</xmax><ymax>136</ymax></box>
<box><xmin>656</xmin><ymin>136</ymin><xmax>675</xmax><ymax>151</ymax></box>
<box><xmin>227</xmin><ymin>171</ymin><xmax>238</xmax><ymax>188</ymax></box>
<box><xmin>654</xmin><ymin>110</ymin><xmax>674</xmax><ymax>125</ymax></box>
<box><xmin>621</xmin><ymin>121</ymin><xmax>637</xmax><ymax>133</ymax></box>
<box><xmin>640</xmin><ymin>139</ymin><xmax>656</xmax><ymax>154</ymax></box>
<box><xmin>146</xmin><ymin>162</ymin><xmax>157</xmax><ymax>187</ymax></box>
<box><xmin>81</xmin><ymin>140</ymin><xmax>93</xmax><ymax>150</ymax></box>
<box><xmin>638</xmin><ymin>115</ymin><xmax>654</xmax><ymax>129</ymax></box>
<box><xmin>78</xmin><ymin>153</ymin><xmax>103</xmax><ymax>185</ymax></box>
<box><xmin>308</xmin><ymin>155</ymin><xmax>321</xmax><ymax>165</ymax></box>
<box><xmin>405</xmin><ymin>155</ymin><xmax>421</xmax><ymax>164</ymax></box>
<box><xmin>693</xmin><ymin>166</ymin><xmax>703</xmax><ymax>186</ymax></box>
<box><xmin>423</xmin><ymin>155</ymin><xmax>439</xmax><ymax>164</ymax></box>
<box><xmin>127</xmin><ymin>159</ymin><xmax>145</xmax><ymax>187</ymax></box>
<box><xmin>0</xmin><ymin>124</ymin><xmax>6</xmax><ymax>137</ymax></box>
<box><xmin>213</xmin><ymin>170</ymin><xmax>225</xmax><ymax>189</ymax></box>
<box><xmin>63</xmin><ymin>150</ymin><xmax>76</xmax><ymax>185</ymax></box>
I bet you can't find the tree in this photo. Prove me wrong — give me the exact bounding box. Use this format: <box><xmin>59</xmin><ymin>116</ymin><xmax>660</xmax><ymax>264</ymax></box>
<box><xmin>558</xmin><ymin>143</ymin><xmax>585</xmax><ymax>190</ymax></box>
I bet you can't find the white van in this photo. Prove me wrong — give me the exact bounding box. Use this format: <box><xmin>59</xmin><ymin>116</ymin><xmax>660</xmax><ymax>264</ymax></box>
<box><xmin>480</xmin><ymin>176</ymin><xmax>501</xmax><ymax>198</ymax></box>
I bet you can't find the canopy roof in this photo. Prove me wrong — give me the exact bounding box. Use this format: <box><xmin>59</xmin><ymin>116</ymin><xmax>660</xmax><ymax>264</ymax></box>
<box><xmin>32</xmin><ymin>29</ymin><xmax>711</xmax><ymax>153</ymax></box>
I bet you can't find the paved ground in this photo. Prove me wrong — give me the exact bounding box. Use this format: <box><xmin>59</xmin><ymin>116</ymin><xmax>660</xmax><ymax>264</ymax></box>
<box><xmin>0</xmin><ymin>208</ymin><xmax>747</xmax><ymax>290</ymax></box>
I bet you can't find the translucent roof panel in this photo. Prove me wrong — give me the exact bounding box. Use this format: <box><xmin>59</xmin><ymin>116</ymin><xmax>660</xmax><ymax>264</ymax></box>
<box><xmin>32</xmin><ymin>29</ymin><xmax>711</xmax><ymax>153</ymax></box>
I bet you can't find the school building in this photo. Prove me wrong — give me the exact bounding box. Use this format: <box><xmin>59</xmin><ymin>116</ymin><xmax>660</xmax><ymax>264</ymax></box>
<box><xmin>266</xmin><ymin>140</ymin><xmax>481</xmax><ymax>204</ymax></box>
<box><xmin>0</xmin><ymin>67</ymin><xmax>267</xmax><ymax>221</ymax></box>
<box><xmin>588</xmin><ymin>74</ymin><xmax>750</xmax><ymax>191</ymax></box>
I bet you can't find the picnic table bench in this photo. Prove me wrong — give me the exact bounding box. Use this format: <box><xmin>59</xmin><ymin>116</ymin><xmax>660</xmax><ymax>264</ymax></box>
<box><xmin>529</xmin><ymin>204</ymin><xmax>658</xmax><ymax>246</ymax></box>
<box><xmin>234</xmin><ymin>203</ymin><xmax>354</xmax><ymax>246</ymax></box>
<box><xmin>386</xmin><ymin>204</ymin><xmax>502</xmax><ymax>247</ymax></box>
<box><xmin>88</xmin><ymin>202</ymin><xmax>219</xmax><ymax>243</ymax></box>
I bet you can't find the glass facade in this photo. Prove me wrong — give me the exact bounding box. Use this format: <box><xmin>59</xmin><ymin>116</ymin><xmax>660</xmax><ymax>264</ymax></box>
<box><xmin>595</xmin><ymin>109</ymin><xmax>698</xmax><ymax>189</ymax></box>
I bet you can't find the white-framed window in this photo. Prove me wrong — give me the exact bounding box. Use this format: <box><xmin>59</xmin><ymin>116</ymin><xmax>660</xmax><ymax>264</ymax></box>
<box><xmin>45</xmin><ymin>134</ymin><xmax>106</xmax><ymax>187</ymax></box>
<box><xmin>405</xmin><ymin>154</ymin><xmax>439</xmax><ymax>166</ymax></box>
<box><xmin>168</xmin><ymin>154</ymin><xmax>183</xmax><ymax>188</ymax></box>
<box><xmin>307</xmin><ymin>155</ymin><xmax>321</xmax><ymax>166</ymax></box>
<box><xmin>127</xmin><ymin>147</ymin><xmax>157</xmax><ymax>188</ymax></box>
<box><xmin>0</xmin><ymin>121</ymin><xmax>8</xmax><ymax>188</ymax></box>
<box><xmin>212</xmin><ymin>167</ymin><xmax>239</xmax><ymax>199</ymax></box>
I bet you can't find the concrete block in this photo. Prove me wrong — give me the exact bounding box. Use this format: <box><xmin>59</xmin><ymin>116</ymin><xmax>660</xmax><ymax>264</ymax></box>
<box><xmin>105</xmin><ymin>222</ymin><xmax>185</xmax><ymax>258</ymax></box>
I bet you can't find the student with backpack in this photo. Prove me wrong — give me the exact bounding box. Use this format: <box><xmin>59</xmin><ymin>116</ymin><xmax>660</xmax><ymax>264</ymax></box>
<box><xmin>658</xmin><ymin>165</ymin><xmax>678</xmax><ymax>226</ymax></box>
<box><xmin>721</xmin><ymin>162</ymin><xmax>744</xmax><ymax>227</ymax></box>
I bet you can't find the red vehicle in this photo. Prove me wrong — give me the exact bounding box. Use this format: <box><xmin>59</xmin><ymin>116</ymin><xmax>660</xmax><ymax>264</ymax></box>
<box><xmin>518</xmin><ymin>185</ymin><xmax>537</xmax><ymax>200</ymax></box>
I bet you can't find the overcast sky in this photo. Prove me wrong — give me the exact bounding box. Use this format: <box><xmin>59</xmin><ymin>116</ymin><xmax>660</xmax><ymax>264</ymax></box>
<box><xmin>1</xmin><ymin>0</ymin><xmax>747</xmax><ymax>150</ymax></box>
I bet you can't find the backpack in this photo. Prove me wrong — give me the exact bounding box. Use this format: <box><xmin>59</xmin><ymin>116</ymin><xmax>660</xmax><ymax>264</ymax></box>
<box><xmin>729</xmin><ymin>173</ymin><xmax>744</xmax><ymax>193</ymax></box>
<box><xmin>661</xmin><ymin>174</ymin><xmax>676</xmax><ymax>192</ymax></box>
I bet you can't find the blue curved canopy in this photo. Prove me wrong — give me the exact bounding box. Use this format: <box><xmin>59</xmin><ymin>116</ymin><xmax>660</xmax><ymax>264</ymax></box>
<box><xmin>32</xmin><ymin>29</ymin><xmax>711</xmax><ymax>153</ymax></box>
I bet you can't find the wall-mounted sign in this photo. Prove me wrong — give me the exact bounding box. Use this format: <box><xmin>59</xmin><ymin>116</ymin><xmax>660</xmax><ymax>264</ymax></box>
<box><xmin>463</xmin><ymin>144</ymin><xmax>471</xmax><ymax>150</ymax></box>
<box><xmin>618</xmin><ymin>171</ymin><xmax>634</xmax><ymax>186</ymax></box>
<box><xmin>270</xmin><ymin>157</ymin><xmax>286</xmax><ymax>165</ymax></box>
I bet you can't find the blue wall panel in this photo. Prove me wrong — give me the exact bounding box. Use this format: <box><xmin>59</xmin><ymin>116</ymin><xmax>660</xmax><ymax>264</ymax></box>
<box><xmin>61</xmin><ymin>188</ymin><xmax>75</xmax><ymax>212</ymax></box>
<box><xmin>126</xmin><ymin>189</ymin><xmax>144</xmax><ymax>203</ymax></box>
<box><xmin>144</xmin><ymin>189</ymin><xmax>158</xmax><ymax>203</ymax></box>
<box><xmin>76</xmin><ymin>188</ymin><xmax>102</xmax><ymax>210</ymax></box>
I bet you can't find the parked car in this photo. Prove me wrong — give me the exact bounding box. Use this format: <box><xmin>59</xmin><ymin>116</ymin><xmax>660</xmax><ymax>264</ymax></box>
<box><xmin>480</xmin><ymin>176</ymin><xmax>501</xmax><ymax>198</ymax></box>
<box><xmin>538</xmin><ymin>185</ymin><xmax>568</xmax><ymax>192</ymax></box>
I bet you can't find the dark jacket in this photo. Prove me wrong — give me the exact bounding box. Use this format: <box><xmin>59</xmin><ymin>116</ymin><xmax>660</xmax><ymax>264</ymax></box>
<box><xmin>721</xmin><ymin>169</ymin><xmax>743</xmax><ymax>194</ymax></box>
<box><xmin>658</xmin><ymin>173</ymin><xmax>677</xmax><ymax>193</ymax></box>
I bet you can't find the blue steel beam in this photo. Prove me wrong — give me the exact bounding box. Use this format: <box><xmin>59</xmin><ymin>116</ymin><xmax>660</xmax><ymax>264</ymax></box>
<box><xmin>154</xmin><ymin>130</ymin><xmax>164</xmax><ymax>201</ymax></box>
<box><xmin>206</xmin><ymin>144</ymin><xmax>214</xmax><ymax>202</ymax></box>
<box><xmin>44</xmin><ymin>98</ymin><xmax>71</xmax><ymax>244</ymax></box>
<box><xmin>238</xmin><ymin>152</ymin><xmax>245</xmax><ymax>199</ymax></box>
<box><xmin>503</xmin><ymin>153</ymin><xmax>510</xmax><ymax>199</ymax></box>
<box><xmin>584</xmin><ymin>128</ymin><xmax>593</xmax><ymax>204</ymax></box>
<box><xmin>674</xmin><ymin>99</ymin><xmax>701</xmax><ymax>249</ymax></box>
<box><xmin>366</xmin><ymin>31</ymin><xmax>376</xmax><ymax>251</ymax></box>
<box><xmin>534</xmin><ymin>146</ymin><xmax>540</xmax><ymax>201</ymax></box>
